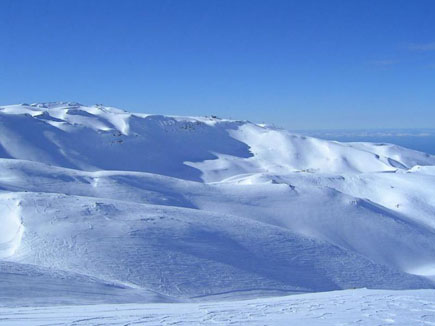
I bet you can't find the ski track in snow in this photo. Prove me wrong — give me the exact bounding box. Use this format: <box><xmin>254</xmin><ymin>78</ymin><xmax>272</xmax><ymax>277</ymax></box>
<box><xmin>0</xmin><ymin>102</ymin><xmax>435</xmax><ymax>324</ymax></box>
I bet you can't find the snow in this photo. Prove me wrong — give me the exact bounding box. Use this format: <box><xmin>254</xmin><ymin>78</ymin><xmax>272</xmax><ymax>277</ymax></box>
<box><xmin>1</xmin><ymin>102</ymin><xmax>434</xmax><ymax>181</ymax></box>
<box><xmin>1</xmin><ymin>289</ymin><xmax>435</xmax><ymax>325</ymax></box>
<box><xmin>1</xmin><ymin>102</ymin><xmax>435</xmax><ymax>324</ymax></box>
<box><xmin>0</xmin><ymin>200</ymin><xmax>23</xmax><ymax>259</ymax></box>
<box><xmin>0</xmin><ymin>261</ymin><xmax>171</xmax><ymax>307</ymax></box>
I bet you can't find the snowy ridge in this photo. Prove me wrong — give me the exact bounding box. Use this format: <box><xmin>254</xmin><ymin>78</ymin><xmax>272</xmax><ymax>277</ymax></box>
<box><xmin>0</xmin><ymin>102</ymin><xmax>434</xmax><ymax>181</ymax></box>
<box><xmin>0</xmin><ymin>102</ymin><xmax>435</xmax><ymax>310</ymax></box>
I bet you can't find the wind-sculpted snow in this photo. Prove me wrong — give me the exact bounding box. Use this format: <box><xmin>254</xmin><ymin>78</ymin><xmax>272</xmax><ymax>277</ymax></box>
<box><xmin>5</xmin><ymin>191</ymin><xmax>431</xmax><ymax>301</ymax></box>
<box><xmin>0</xmin><ymin>102</ymin><xmax>434</xmax><ymax>181</ymax></box>
<box><xmin>1</xmin><ymin>159</ymin><xmax>435</xmax><ymax>278</ymax></box>
<box><xmin>0</xmin><ymin>102</ymin><xmax>435</xmax><ymax>318</ymax></box>
<box><xmin>0</xmin><ymin>261</ymin><xmax>172</xmax><ymax>307</ymax></box>
<box><xmin>0</xmin><ymin>103</ymin><xmax>252</xmax><ymax>181</ymax></box>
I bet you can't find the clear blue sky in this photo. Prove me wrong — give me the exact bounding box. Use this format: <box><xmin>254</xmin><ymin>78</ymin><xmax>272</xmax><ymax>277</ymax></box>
<box><xmin>0</xmin><ymin>0</ymin><xmax>434</xmax><ymax>129</ymax></box>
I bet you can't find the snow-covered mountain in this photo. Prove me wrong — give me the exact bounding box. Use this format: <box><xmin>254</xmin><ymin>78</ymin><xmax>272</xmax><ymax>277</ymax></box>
<box><xmin>1</xmin><ymin>102</ymin><xmax>435</xmax><ymax>308</ymax></box>
<box><xmin>1</xmin><ymin>102</ymin><xmax>433</xmax><ymax>181</ymax></box>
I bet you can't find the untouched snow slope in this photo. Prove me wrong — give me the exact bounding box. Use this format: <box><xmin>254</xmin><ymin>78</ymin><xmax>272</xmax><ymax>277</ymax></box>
<box><xmin>1</xmin><ymin>102</ymin><xmax>435</xmax><ymax>323</ymax></box>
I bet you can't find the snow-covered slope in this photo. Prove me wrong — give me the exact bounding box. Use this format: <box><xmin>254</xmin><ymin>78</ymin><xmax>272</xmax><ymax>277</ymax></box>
<box><xmin>2</xmin><ymin>289</ymin><xmax>434</xmax><ymax>326</ymax></box>
<box><xmin>1</xmin><ymin>102</ymin><xmax>435</xmax><ymax>310</ymax></box>
<box><xmin>0</xmin><ymin>102</ymin><xmax>433</xmax><ymax>181</ymax></box>
<box><xmin>0</xmin><ymin>261</ymin><xmax>171</xmax><ymax>307</ymax></box>
<box><xmin>2</xmin><ymin>190</ymin><xmax>432</xmax><ymax>302</ymax></box>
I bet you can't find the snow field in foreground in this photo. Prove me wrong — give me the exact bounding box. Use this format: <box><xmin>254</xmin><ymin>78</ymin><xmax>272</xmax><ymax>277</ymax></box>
<box><xmin>1</xmin><ymin>289</ymin><xmax>435</xmax><ymax>326</ymax></box>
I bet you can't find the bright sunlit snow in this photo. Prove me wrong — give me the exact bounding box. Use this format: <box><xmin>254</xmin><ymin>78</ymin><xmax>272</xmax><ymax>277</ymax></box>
<box><xmin>1</xmin><ymin>102</ymin><xmax>435</xmax><ymax>324</ymax></box>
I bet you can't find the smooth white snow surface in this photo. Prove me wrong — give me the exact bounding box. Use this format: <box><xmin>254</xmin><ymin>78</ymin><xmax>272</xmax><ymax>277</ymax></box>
<box><xmin>0</xmin><ymin>102</ymin><xmax>435</xmax><ymax>323</ymax></box>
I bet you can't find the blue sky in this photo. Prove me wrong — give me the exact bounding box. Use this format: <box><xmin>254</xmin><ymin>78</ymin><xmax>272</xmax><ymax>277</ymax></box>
<box><xmin>0</xmin><ymin>0</ymin><xmax>434</xmax><ymax>129</ymax></box>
